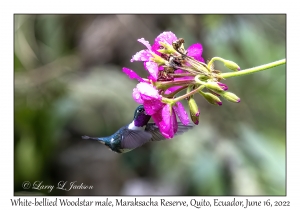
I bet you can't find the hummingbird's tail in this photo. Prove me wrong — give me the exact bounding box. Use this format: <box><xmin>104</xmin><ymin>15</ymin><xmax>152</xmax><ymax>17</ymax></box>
<box><xmin>82</xmin><ymin>135</ymin><xmax>107</xmax><ymax>145</ymax></box>
<box><xmin>82</xmin><ymin>135</ymin><xmax>100</xmax><ymax>141</ymax></box>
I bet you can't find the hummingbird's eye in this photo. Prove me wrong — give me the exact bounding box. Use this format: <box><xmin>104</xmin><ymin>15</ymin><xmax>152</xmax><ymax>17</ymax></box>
<box><xmin>136</xmin><ymin>105</ymin><xmax>145</xmax><ymax>114</ymax></box>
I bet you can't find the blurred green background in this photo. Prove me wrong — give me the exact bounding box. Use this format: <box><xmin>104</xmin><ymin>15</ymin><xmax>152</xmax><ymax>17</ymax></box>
<box><xmin>14</xmin><ymin>14</ymin><xmax>286</xmax><ymax>196</ymax></box>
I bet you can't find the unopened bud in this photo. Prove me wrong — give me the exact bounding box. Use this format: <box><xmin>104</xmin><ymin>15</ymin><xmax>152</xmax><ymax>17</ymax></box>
<box><xmin>224</xmin><ymin>60</ymin><xmax>240</xmax><ymax>71</ymax></box>
<box><xmin>205</xmin><ymin>82</ymin><xmax>226</xmax><ymax>93</ymax></box>
<box><xmin>200</xmin><ymin>92</ymin><xmax>222</xmax><ymax>106</ymax></box>
<box><xmin>188</xmin><ymin>97</ymin><xmax>200</xmax><ymax>125</ymax></box>
<box><xmin>221</xmin><ymin>91</ymin><xmax>241</xmax><ymax>103</ymax></box>
<box><xmin>217</xmin><ymin>82</ymin><xmax>228</xmax><ymax>91</ymax></box>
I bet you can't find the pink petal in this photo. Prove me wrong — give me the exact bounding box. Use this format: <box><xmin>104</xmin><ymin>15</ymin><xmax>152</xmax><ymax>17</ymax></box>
<box><xmin>175</xmin><ymin>69</ymin><xmax>184</xmax><ymax>74</ymax></box>
<box><xmin>131</xmin><ymin>49</ymin><xmax>152</xmax><ymax>62</ymax></box>
<box><xmin>132</xmin><ymin>88</ymin><xmax>143</xmax><ymax>104</ymax></box>
<box><xmin>187</xmin><ymin>43</ymin><xmax>205</xmax><ymax>63</ymax></box>
<box><xmin>144</xmin><ymin>61</ymin><xmax>159</xmax><ymax>81</ymax></box>
<box><xmin>152</xmin><ymin>108</ymin><xmax>163</xmax><ymax>129</ymax></box>
<box><xmin>172</xmin><ymin>109</ymin><xmax>178</xmax><ymax>134</ymax></box>
<box><xmin>134</xmin><ymin>82</ymin><xmax>164</xmax><ymax>114</ymax></box>
<box><xmin>143</xmin><ymin>99</ymin><xmax>164</xmax><ymax>115</ymax></box>
<box><xmin>137</xmin><ymin>38</ymin><xmax>151</xmax><ymax>50</ymax></box>
<box><xmin>173</xmin><ymin>101</ymin><xmax>190</xmax><ymax>125</ymax></box>
<box><xmin>152</xmin><ymin>104</ymin><xmax>179</xmax><ymax>139</ymax></box>
<box><xmin>151</xmin><ymin>31</ymin><xmax>178</xmax><ymax>55</ymax></box>
<box><xmin>160</xmin><ymin>104</ymin><xmax>176</xmax><ymax>138</ymax></box>
<box><xmin>174</xmin><ymin>69</ymin><xmax>193</xmax><ymax>80</ymax></box>
<box><xmin>122</xmin><ymin>68</ymin><xmax>144</xmax><ymax>82</ymax></box>
<box><xmin>164</xmin><ymin>86</ymin><xmax>182</xmax><ymax>95</ymax></box>
<box><xmin>136</xmin><ymin>82</ymin><xmax>161</xmax><ymax>100</ymax></box>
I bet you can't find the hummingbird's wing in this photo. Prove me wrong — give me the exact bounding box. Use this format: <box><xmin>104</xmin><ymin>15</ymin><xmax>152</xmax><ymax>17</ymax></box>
<box><xmin>145</xmin><ymin>122</ymin><xmax>194</xmax><ymax>142</ymax></box>
<box><xmin>120</xmin><ymin>129</ymin><xmax>153</xmax><ymax>149</ymax></box>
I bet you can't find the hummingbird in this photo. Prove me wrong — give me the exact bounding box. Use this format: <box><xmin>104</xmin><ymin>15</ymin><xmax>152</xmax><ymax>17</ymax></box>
<box><xmin>82</xmin><ymin>105</ymin><xmax>194</xmax><ymax>153</ymax></box>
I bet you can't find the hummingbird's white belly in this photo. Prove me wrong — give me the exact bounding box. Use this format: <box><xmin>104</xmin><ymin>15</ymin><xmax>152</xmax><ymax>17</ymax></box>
<box><xmin>128</xmin><ymin>121</ymin><xmax>145</xmax><ymax>131</ymax></box>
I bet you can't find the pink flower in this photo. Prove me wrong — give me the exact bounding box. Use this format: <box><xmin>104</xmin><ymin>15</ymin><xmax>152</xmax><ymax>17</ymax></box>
<box><xmin>186</xmin><ymin>43</ymin><xmax>205</xmax><ymax>63</ymax></box>
<box><xmin>122</xmin><ymin>67</ymin><xmax>145</xmax><ymax>83</ymax></box>
<box><xmin>173</xmin><ymin>101</ymin><xmax>190</xmax><ymax>126</ymax></box>
<box><xmin>132</xmin><ymin>81</ymin><xmax>189</xmax><ymax>138</ymax></box>
<box><xmin>152</xmin><ymin>102</ymin><xmax>189</xmax><ymax>139</ymax></box>
<box><xmin>152</xmin><ymin>104</ymin><xmax>177</xmax><ymax>138</ymax></box>
<box><xmin>131</xmin><ymin>38</ymin><xmax>160</xmax><ymax>81</ymax></box>
<box><xmin>130</xmin><ymin>32</ymin><xmax>205</xmax><ymax>82</ymax></box>
<box><xmin>124</xmin><ymin>31</ymin><xmax>208</xmax><ymax>138</ymax></box>
<box><xmin>133</xmin><ymin>82</ymin><xmax>164</xmax><ymax>115</ymax></box>
<box><xmin>151</xmin><ymin>31</ymin><xmax>178</xmax><ymax>55</ymax></box>
<box><xmin>152</xmin><ymin>32</ymin><xmax>205</xmax><ymax>63</ymax></box>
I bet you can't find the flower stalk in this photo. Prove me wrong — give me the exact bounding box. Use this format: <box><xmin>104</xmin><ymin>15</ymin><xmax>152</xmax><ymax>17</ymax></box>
<box><xmin>172</xmin><ymin>85</ymin><xmax>205</xmax><ymax>103</ymax></box>
<box><xmin>220</xmin><ymin>59</ymin><xmax>286</xmax><ymax>79</ymax></box>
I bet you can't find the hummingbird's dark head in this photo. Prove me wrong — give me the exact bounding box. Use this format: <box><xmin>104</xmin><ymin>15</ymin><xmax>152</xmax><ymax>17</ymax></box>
<box><xmin>133</xmin><ymin>105</ymin><xmax>151</xmax><ymax>127</ymax></box>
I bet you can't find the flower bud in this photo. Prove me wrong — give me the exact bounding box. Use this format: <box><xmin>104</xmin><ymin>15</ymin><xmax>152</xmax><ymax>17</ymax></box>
<box><xmin>221</xmin><ymin>91</ymin><xmax>241</xmax><ymax>103</ymax></box>
<box><xmin>217</xmin><ymin>82</ymin><xmax>228</xmax><ymax>91</ymax></box>
<box><xmin>223</xmin><ymin>60</ymin><xmax>240</xmax><ymax>71</ymax></box>
<box><xmin>205</xmin><ymin>82</ymin><xmax>226</xmax><ymax>93</ymax></box>
<box><xmin>188</xmin><ymin>97</ymin><xmax>200</xmax><ymax>125</ymax></box>
<box><xmin>200</xmin><ymin>92</ymin><xmax>222</xmax><ymax>106</ymax></box>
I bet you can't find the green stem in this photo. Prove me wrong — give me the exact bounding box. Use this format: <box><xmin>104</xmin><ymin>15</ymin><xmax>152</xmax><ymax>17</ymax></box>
<box><xmin>207</xmin><ymin>57</ymin><xmax>224</xmax><ymax>69</ymax></box>
<box><xmin>220</xmin><ymin>59</ymin><xmax>286</xmax><ymax>79</ymax></box>
<box><xmin>172</xmin><ymin>85</ymin><xmax>205</xmax><ymax>103</ymax></box>
<box><xmin>194</xmin><ymin>75</ymin><xmax>206</xmax><ymax>85</ymax></box>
